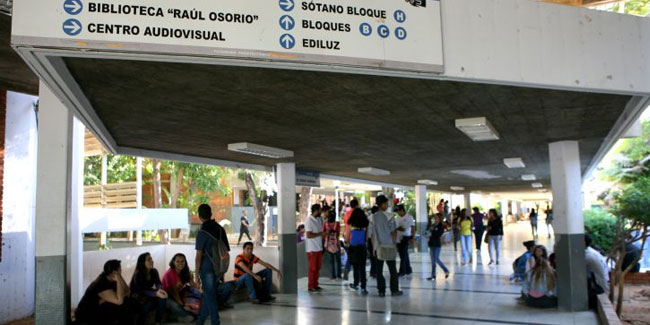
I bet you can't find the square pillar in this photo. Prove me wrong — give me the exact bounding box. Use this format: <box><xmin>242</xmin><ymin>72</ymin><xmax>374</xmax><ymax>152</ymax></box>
<box><xmin>35</xmin><ymin>82</ymin><xmax>81</xmax><ymax>323</ymax></box>
<box><xmin>549</xmin><ymin>141</ymin><xmax>588</xmax><ymax>311</ymax></box>
<box><xmin>415</xmin><ymin>185</ymin><xmax>428</xmax><ymax>252</ymax></box>
<box><xmin>276</xmin><ymin>162</ymin><xmax>297</xmax><ymax>294</ymax></box>
<box><xmin>463</xmin><ymin>193</ymin><xmax>471</xmax><ymax>214</ymax></box>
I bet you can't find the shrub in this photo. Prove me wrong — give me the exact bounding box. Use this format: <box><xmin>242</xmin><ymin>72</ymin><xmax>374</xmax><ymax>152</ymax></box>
<box><xmin>583</xmin><ymin>208</ymin><xmax>617</xmax><ymax>252</ymax></box>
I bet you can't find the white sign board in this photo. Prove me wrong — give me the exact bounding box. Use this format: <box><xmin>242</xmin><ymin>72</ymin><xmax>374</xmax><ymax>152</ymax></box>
<box><xmin>12</xmin><ymin>0</ymin><xmax>443</xmax><ymax>73</ymax></box>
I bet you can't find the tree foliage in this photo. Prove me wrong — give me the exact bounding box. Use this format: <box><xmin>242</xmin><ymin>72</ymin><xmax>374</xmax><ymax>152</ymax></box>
<box><xmin>583</xmin><ymin>208</ymin><xmax>617</xmax><ymax>252</ymax></box>
<box><xmin>608</xmin><ymin>0</ymin><xmax>650</xmax><ymax>16</ymax></box>
<box><xmin>84</xmin><ymin>154</ymin><xmax>136</xmax><ymax>185</ymax></box>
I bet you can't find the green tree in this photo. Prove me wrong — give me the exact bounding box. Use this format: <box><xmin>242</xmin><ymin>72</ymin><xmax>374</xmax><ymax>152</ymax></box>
<box><xmin>599</xmin><ymin>120</ymin><xmax>650</xmax><ymax>315</ymax></box>
<box><xmin>609</xmin><ymin>0</ymin><xmax>650</xmax><ymax>16</ymax></box>
<box><xmin>84</xmin><ymin>154</ymin><xmax>136</xmax><ymax>185</ymax></box>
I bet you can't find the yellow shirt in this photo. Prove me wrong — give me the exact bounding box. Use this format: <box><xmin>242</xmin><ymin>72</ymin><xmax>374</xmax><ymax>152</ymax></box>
<box><xmin>460</xmin><ymin>219</ymin><xmax>473</xmax><ymax>236</ymax></box>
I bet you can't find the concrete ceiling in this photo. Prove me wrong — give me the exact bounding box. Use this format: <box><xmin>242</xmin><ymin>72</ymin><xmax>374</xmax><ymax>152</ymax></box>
<box><xmin>63</xmin><ymin>57</ymin><xmax>630</xmax><ymax>193</ymax></box>
<box><xmin>0</xmin><ymin>14</ymin><xmax>38</xmax><ymax>95</ymax></box>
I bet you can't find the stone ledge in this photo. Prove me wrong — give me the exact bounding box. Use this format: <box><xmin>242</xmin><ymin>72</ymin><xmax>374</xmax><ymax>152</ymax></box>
<box><xmin>597</xmin><ymin>294</ymin><xmax>622</xmax><ymax>325</ymax></box>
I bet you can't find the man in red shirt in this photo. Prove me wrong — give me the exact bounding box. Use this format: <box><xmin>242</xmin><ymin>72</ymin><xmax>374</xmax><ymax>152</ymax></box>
<box><xmin>342</xmin><ymin>199</ymin><xmax>359</xmax><ymax>280</ymax></box>
<box><xmin>234</xmin><ymin>242</ymin><xmax>282</xmax><ymax>304</ymax></box>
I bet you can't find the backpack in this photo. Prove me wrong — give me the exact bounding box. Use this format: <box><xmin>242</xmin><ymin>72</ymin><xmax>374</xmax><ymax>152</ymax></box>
<box><xmin>325</xmin><ymin>222</ymin><xmax>340</xmax><ymax>254</ymax></box>
<box><xmin>200</xmin><ymin>228</ymin><xmax>230</xmax><ymax>276</ymax></box>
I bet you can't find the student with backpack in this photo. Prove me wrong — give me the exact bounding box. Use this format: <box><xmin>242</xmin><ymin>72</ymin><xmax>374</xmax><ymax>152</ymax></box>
<box><xmin>322</xmin><ymin>206</ymin><xmax>342</xmax><ymax>280</ymax></box>
<box><xmin>195</xmin><ymin>203</ymin><xmax>231</xmax><ymax>325</ymax></box>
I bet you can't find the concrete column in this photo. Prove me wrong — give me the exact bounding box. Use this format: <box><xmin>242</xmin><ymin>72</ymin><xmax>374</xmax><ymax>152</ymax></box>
<box><xmin>70</xmin><ymin>118</ymin><xmax>85</xmax><ymax>308</ymax></box>
<box><xmin>549</xmin><ymin>141</ymin><xmax>588</xmax><ymax>311</ymax></box>
<box><xmin>334</xmin><ymin>185</ymin><xmax>340</xmax><ymax>220</ymax></box>
<box><xmin>501</xmin><ymin>199</ymin><xmax>509</xmax><ymax>224</ymax></box>
<box><xmin>415</xmin><ymin>185</ymin><xmax>428</xmax><ymax>253</ymax></box>
<box><xmin>136</xmin><ymin>157</ymin><xmax>143</xmax><ymax>245</ymax></box>
<box><xmin>276</xmin><ymin>163</ymin><xmax>297</xmax><ymax>294</ymax></box>
<box><xmin>35</xmin><ymin>82</ymin><xmax>78</xmax><ymax>323</ymax></box>
<box><xmin>463</xmin><ymin>192</ymin><xmax>471</xmax><ymax>215</ymax></box>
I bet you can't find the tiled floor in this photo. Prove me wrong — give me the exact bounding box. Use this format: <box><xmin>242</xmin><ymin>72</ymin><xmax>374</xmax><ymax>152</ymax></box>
<box><xmin>181</xmin><ymin>222</ymin><xmax>598</xmax><ymax>325</ymax></box>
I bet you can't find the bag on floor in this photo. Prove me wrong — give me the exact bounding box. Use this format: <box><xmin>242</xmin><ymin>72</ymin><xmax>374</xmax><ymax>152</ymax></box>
<box><xmin>181</xmin><ymin>286</ymin><xmax>202</xmax><ymax>315</ymax></box>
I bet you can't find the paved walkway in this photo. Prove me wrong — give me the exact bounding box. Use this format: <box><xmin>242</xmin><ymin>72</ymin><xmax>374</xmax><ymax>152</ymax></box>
<box><xmin>178</xmin><ymin>222</ymin><xmax>598</xmax><ymax>325</ymax></box>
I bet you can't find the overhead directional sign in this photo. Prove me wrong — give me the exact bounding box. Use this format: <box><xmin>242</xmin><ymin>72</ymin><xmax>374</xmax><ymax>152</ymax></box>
<box><xmin>63</xmin><ymin>0</ymin><xmax>83</xmax><ymax>15</ymax></box>
<box><xmin>62</xmin><ymin>18</ymin><xmax>83</xmax><ymax>36</ymax></box>
<box><xmin>12</xmin><ymin>0</ymin><xmax>444</xmax><ymax>73</ymax></box>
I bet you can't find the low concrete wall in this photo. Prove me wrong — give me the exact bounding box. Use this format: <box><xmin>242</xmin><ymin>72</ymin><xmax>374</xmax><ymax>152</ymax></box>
<box><xmin>597</xmin><ymin>294</ymin><xmax>622</xmax><ymax>325</ymax></box>
<box><xmin>83</xmin><ymin>245</ymin><xmax>166</xmax><ymax>293</ymax></box>
<box><xmin>83</xmin><ymin>243</ymin><xmax>286</xmax><ymax>298</ymax></box>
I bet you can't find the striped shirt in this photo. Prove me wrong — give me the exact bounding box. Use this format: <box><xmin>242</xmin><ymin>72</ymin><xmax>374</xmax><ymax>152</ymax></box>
<box><xmin>234</xmin><ymin>253</ymin><xmax>259</xmax><ymax>281</ymax></box>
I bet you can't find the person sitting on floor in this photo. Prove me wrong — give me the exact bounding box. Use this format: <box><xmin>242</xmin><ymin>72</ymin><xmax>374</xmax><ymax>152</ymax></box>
<box><xmin>234</xmin><ymin>242</ymin><xmax>283</xmax><ymax>304</ymax></box>
<box><xmin>162</xmin><ymin>253</ymin><xmax>200</xmax><ymax>323</ymax></box>
<box><xmin>75</xmin><ymin>259</ymin><xmax>136</xmax><ymax>325</ymax></box>
<box><xmin>521</xmin><ymin>253</ymin><xmax>557</xmax><ymax>308</ymax></box>
<box><xmin>511</xmin><ymin>240</ymin><xmax>536</xmax><ymax>282</ymax></box>
<box><xmin>130</xmin><ymin>252</ymin><xmax>168</xmax><ymax>325</ymax></box>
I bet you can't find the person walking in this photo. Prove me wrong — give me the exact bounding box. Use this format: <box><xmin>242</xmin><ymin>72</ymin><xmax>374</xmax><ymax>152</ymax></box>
<box><xmin>471</xmin><ymin>207</ymin><xmax>486</xmax><ymax>253</ymax></box>
<box><xmin>545</xmin><ymin>206</ymin><xmax>554</xmax><ymax>239</ymax></box>
<box><xmin>452</xmin><ymin>206</ymin><xmax>461</xmax><ymax>252</ymax></box>
<box><xmin>194</xmin><ymin>203</ymin><xmax>230</xmax><ymax>325</ymax></box>
<box><xmin>322</xmin><ymin>206</ymin><xmax>342</xmax><ymax>280</ymax></box>
<box><xmin>395</xmin><ymin>204</ymin><xmax>415</xmax><ymax>277</ymax></box>
<box><xmin>426</xmin><ymin>213</ymin><xmax>449</xmax><ymax>281</ymax></box>
<box><xmin>460</xmin><ymin>212</ymin><xmax>473</xmax><ymax>265</ymax></box>
<box><xmin>370</xmin><ymin>195</ymin><xmax>402</xmax><ymax>297</ymax></box>
<box><xmin>237</xmin><ymin>210</ymin><xmax>252</xmax><ymax>245</ymax></box>
<box><xmin>305</xmin><ymin>204</ymin><xmax>324</xmax><ymax>292</ymax></box>
<box><xmin>486</xmin><ymin>209</ymin><xmax>503</xmax><ymax>265</ymax></box>
<box><xmin>347</xmin><ymin>208</ymin><xmax>370</xmax><ymax>294</ymax></box>
<box><xmin>529</xmin><ymin>208</ymin><xmax>538</xmax><ymax>238</ymax></box>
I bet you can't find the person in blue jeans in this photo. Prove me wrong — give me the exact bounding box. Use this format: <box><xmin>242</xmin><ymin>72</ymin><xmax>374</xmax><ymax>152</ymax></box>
<box><xmin>426</xmin><ymin>213</ymin><xmax>449</xmax><ymax>281</ymax></box>
<box><xmin>195</xmin><ymin>204</ymin><xmax>231</xmax><ymax>325</ymax></box>
<box><xmin>234</xmin><ymin>242</ymin><xmax>282</xmax><ymax>303</ymax></box>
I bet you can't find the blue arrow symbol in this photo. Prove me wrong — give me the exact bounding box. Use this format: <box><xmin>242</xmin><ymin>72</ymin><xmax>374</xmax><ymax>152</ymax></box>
<box><xmin>279</xmin><ymin>15</ymin><xmax>295</xmax><ymax>31</ymax></box>
<box><xmin>62</xmin><ymin>18</ymin><xmax>82</xmax><ymax>36</ymax></box>
<box><xmin>63</xmin><ymin>0</ymin><xmax>83</xmax><ymax>15</ymax></box>
<box><xmin>280</xmin><ymin>34</ymin><xmax>295</xmax><ymax>49</ymax></box>
<box><xmin>279</xmin><ymin>0</ymin><xmax>294</xmax><ymax>12</ymax></box>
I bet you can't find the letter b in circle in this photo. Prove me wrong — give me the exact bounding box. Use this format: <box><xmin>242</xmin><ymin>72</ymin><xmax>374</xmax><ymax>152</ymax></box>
<box><xmin>395</xmin><ymin>27</ymin><xmax>407</xmax><ymax>40</ymax></box>
<box><xmin>378</xmin><ymin>25</ymin><xmax>389</xmax><ymax>39</ymax></box>
<box><xmin>359</xmin><ymin>23</ymin><xmax>372</xmax><ymax>36</ymax></box>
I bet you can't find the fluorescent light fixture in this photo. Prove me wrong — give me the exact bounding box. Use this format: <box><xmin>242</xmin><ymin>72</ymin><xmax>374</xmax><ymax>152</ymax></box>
<box><xmin>538</xmin><ymin>189</ymin><xmax>548</xmax><ymax>193</ymax></box>
<box><xmin>521</xmin><ymin>174</ymin><xmax>536</xmax><ymax>181</ymax></box>
<box><xmin>504</xmin><ymin>158</ymin><xmax>525</xmax><ymax>168</ymax></box>
<box><xmin>450</xmin><ymin>186</ymin><xmax>465</xmax><ymax>191</ymax></box>
<box><xmin>455</xmin><ymin>117</ymin><xmax>500</xmax><ymax>141</ymax></box>
<box><xmin>417</xmin><ymin>179</ymin><xmax>438</xmax><ymax>185</ymax></box>
<box><xmin>358</xmin><ymin>167</ymin><xmax>390</xmax><ymax>176</ymax></box>
<box><xmin>531</xmin><ymin>182</ymin><xmax>543</xmax><ymax>188</ymax></box>
<box><xmin>228</xmin><ymin>142</ymin><xmax>293</xmax><ymax>159</ymax></box>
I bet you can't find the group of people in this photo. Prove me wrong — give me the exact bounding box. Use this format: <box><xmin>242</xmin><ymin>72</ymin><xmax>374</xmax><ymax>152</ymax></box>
<box><xmin>75</xmin><ymin>204</ymin><xmax>281</xmax><ymax>325</ymax></box>
<box><xmin>449</xmin><ymin>206</ymin><xmax>504</xmax><ymax>266</ymax></box>
<box><xmin>304</xmin><ymin>196</ymin><xmax>407</xmax><ymax>296</ymax></box>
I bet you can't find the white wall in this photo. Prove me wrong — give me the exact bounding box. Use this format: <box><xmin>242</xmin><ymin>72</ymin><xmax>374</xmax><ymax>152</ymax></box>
<box><xmin>0</xmin><ymin>91</ymin><xmax>38</xmax><ymax>323</ymax></box>
<box><xmin>82</xmin><ymin>244</ymin><xmax>282</xmax><ymax>300</ymax></box>
<box><xmin>442</xmin><ymin>0</ymin><xmax>650</xmax><ymax>95</ymax></box>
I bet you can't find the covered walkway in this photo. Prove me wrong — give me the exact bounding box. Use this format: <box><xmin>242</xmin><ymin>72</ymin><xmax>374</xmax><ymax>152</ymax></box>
<box><xmin>194</xmin><ymin>222</ymin><xmax>596</xmax><ymax>325</ymax></box>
